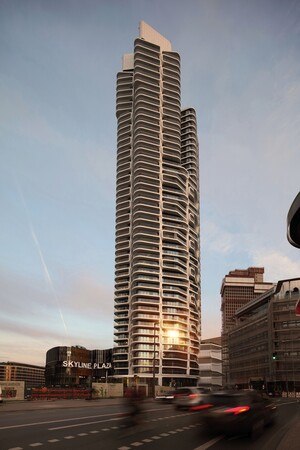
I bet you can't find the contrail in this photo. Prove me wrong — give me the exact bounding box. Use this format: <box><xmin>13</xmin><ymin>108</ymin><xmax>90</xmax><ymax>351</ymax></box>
<box><xmin>14</xmin><ymin>173</ymin><xmax>70</xmax><ymax>344</ymax></box>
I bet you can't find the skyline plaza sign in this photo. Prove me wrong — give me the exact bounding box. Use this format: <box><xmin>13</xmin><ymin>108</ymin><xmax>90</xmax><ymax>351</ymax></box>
<box><xmin>62</xmin><ymin>361</ymin><xmax>112</xmax><ymax>369</ymax></box>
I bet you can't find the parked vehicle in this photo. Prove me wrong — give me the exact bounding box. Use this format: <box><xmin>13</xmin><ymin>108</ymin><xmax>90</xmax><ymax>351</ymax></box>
<box><xmin>0</xmin><ymin>386</ymin><xmax>3</xmax><ymax>403</ymax></box>
<box><xmin>202</xmin><ymin>390</ymin><xmax>277</xmax><ymax>439</ymax></box>
<box><xmin>173</xmin><ymin>387</ymin><xmax>210</xmax><ymax>409</ymax></box>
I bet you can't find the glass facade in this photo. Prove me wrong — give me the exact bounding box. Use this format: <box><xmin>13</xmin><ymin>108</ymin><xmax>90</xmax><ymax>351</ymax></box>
<box><xmin>45</xmin><ymin>346</ymin><xmax>113</xmax><ymax>387</ymax></box>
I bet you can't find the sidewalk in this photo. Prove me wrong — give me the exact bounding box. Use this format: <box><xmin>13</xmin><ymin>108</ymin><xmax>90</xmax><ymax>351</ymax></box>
<box><xmin>276</xmin><ymin>408</ymin><xmax>300</xmax><ymax>450</ymax></box>
<box><xmin>0</xmin><ymin>397</ymin><xmax>124</xmax><ymax>413</ymax></box>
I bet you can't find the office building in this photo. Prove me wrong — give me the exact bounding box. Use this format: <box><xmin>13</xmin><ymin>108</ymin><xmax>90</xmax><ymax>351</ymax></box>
<box><xmin>228</xmin><ymin>278</ymin><xmax>300</xmax><ymax>394</ymax></box>
<box><xmin>198</xmin><ymin>337</ymin><xmax>222</xmax><ymax>388</ymax></box>
<box><xmin>0</xmin><ymin>362</ymin><xmax>45</xmax><ymax>389</ymax></box>
<box><xmin>113</xmin><ymin>22</ymin><xmax>201</xmax><ymax>387</ymax></box>
<box><xmin>221</xmin><ymin>267</ymin><xmax>273</xmax><ymax>385</ymax></box>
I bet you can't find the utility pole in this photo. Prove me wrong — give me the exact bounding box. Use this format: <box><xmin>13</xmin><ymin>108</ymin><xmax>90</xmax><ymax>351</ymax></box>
<box><xmin>152</xmin><ymin>322</ymin><xmax>158</xmax><ymax>398</ymax></box>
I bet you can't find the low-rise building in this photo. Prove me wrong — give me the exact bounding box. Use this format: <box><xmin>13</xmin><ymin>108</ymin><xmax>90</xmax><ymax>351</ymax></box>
<box><xmin>198</xmin><ymin>337</ymin><xmax>222</xmax><ymax>388</ymax></box>
<box><xmin>45</xmin><ymin>346</ymin><xmax>113</xmax><ymax>387</ymax></box>
<box><xmin>228</xmin><ymin>278</ymin><xmax>300</xmax><ymax>394</ymax></box>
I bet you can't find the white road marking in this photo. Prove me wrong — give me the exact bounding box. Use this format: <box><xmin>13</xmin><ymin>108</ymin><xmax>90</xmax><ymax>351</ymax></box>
<box><xmin>277</xmin><ymin>401</ymin><xmax>299</xmax><ymax>406</ymax></box>
<box><xmin>49</xmin><ymin>416</ymin><xmax>122</xmax><ymax>430</ymax></box>
<box><xmin>102</xmin><ymin>428</ymin><xmax>110</xmax><ymax>431</ymax></box>
<box><xmin>90</xmin><ymin>430</ymin><xmax>99</xmax><ymax>433</ymax></box>
<box><xmin>8</xmin><ymin>448</ymin><xmax>23</xmax><ymax>450</ymax></box>
<box><xmin>131</xmin><ymin>443</ymin><xmax>143</xmax><ymax>447</ymax></box>
<box><xmin>143</xmin><ymin>439</ymin><xmax>152</xmax><ymax>442</ymax></box>
<box><xmin>29</xmin><ymin>444</ymin><xmax>43</xmax><ymax>448</ymax></box>
<box><xmin>48</xmin><ymin>439</ymin><xmax>59</xmax><ymax>443</ymax></box>
<box><xmin>64</xmin><ymin>436</ymin><xmax>75</xmax><ymax>439</ymax></box>
<box><xmin>118</xmin><ymin>447</ymin><xmax>131</xmax><ymax>450</ymax></box>
<box><xmin>160</xmin><ymin>433</ymin><xmax>170</xmax><ymax>436</ymax></box>
<box><xmin>78</xmin><ymin>433</ymin><xmax>88</xmax><ymax>436</ymax></box>
<box><xmin>193</xmin><ymin>436</ymin><xmax>224</xmax><ymax>450</ymax></box>
<box><xmin>151</xmin><ymin>436</ymin><xmax>161</xmax><ymax>439</ymax></box>
<box><xmin>0</xmin><ymin>411</ymin><xmax>123</xmax><ymax>430</ymax></box>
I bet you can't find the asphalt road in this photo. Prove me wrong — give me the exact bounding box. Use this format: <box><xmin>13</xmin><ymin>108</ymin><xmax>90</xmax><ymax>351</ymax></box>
<box><xmin>0</xmin><ymin>399</ymin><xmax>298</xmax><ymax>450</ymax></box>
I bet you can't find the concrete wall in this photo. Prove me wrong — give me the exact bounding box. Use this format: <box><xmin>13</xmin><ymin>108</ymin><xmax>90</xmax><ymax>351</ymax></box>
<box><xmin>0</xmin><ymin>381</ymin><xmax>25</xmax><ymax>401</ymax></box>
<box><xmin>92</xmin><ymin>382</ymin><xmax>123</xmax><ymax>398</ymax></box>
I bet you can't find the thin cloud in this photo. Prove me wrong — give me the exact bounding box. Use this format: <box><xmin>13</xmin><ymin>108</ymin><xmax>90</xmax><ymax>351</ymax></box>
<box><xmin>202</xmin><ymin>220</ymin><xmax>235</xmax><ymax>255</ymax></box>
<box><xmin>252</xmin><ymin>250</ymin><xmax>300</xmax><ymax>282</ymax></box>
<box><xmin>0</xmin><ymin>268</ymin><xmax>114</xmax><ymax>365</ymax></box>
<box><xmin>63</xmin><ymin>273</ymin><xmax>114</xmax><ymax>318</ymax></box>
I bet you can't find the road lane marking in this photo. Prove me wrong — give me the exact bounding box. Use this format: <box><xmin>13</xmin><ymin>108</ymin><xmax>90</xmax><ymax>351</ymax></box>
<box><xmin>49</xmin><ymin>416</ymin><xmax>123</xmax><ymax>430</ymax></box>
<box><xmin>48</xmin><ymin>410</ymin><xmax>192</xmax><ymax>431</ymax></box>
<box><xmin>193</xmin><ymin>436</ymin><xmax>224</xmax><ymax>450</ymax></box>
<box><xmin>277</xmin><ymin>401</ymin><xmax>299</xmax><ymax>406</ymax></box>
<box><xmin>1</xmin><ymin>406</ymin><xmax>171</xmax><ymax>431</ymax></box>
<box><xmin>6</xmin><ymin>419</ymin><xmax>202</xmax><ymax>450</ymax></box>
<box><xmin>0</xmin><ymin>411</ymin><xmax>124</xmax><ymax>430</ymax></box>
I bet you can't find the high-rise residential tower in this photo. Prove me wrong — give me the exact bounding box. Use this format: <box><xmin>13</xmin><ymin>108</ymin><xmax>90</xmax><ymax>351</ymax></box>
<box><xmin>113</xmin><ymin>22</ymin><xmax>201</xmax><ymax>387</ymax></box>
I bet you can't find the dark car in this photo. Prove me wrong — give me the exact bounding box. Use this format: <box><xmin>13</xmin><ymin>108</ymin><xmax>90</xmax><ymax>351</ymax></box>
<box><xmin>202</xmin><ymin>390</ymin><xmax>277</xmax><ymax>439</ymax></box>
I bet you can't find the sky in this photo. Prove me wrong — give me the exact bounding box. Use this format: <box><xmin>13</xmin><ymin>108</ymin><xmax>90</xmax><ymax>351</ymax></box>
<box><xmin>0</xmin><ymin>0</ymin><xmax>300</xmax><ymax>366</ymax></box>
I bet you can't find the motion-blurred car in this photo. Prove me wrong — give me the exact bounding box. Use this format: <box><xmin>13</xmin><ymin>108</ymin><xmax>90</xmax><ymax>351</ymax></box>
<box><xmin>202</xmin><ymin>390</ymin><xmax>277</xmax><ymax>438</ymax></box>
<box><xmin>155</xmin><ymin>391</ymin><xmax>175</xmax><ymax>403</ymax></box>
<box><xmin>173</xmin><ymin>387</ymin><xmax>210</xmax><ymax>410</ymax></box>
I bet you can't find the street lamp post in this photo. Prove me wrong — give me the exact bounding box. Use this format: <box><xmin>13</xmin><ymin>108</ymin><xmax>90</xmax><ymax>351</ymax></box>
<box><xmin>152</xmin><ymin>322</ymin><xmax>158</xmax><ymax>398</ymax></box>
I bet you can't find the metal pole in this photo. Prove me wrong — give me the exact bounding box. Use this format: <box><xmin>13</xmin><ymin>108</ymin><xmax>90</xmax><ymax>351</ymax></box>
<box><xmin>152</xmin><ymin>322</ymin><xmax>157</xmax><ymax>398</ymax></box>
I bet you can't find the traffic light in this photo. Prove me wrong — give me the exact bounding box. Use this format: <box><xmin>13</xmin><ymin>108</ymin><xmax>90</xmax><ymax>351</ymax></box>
<box><xmin>272</xmin><ymin>352</ymin><xmax>278</xmax><ymax>360</ymax></box>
